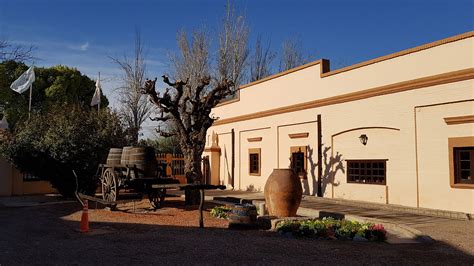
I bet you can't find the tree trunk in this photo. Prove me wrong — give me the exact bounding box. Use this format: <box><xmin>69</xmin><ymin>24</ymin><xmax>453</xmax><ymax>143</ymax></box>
<box><xmin>183</xmin><ymin>146</ymin><xmax>204</xmax><ymax>205</ymax></box>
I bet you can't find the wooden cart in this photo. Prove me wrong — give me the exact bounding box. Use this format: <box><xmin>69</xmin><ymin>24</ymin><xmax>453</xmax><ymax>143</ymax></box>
<box><xmin>98</xmin><ymin>163</ymin><xmax>179</xmax><ymax>209</ymax></box>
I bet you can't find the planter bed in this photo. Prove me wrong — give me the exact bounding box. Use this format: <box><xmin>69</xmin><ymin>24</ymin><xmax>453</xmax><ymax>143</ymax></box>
<box><xmin>275</xmin><ymin>217</ymin><xmax>387</xmax><ymax>242</ymax></box>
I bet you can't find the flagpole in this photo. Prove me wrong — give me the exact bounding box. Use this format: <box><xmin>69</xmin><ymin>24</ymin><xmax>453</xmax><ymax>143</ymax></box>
<box><xmin>28</xmin><ymin>84</ymin><xmax>32</xmax><ymax>119</ymax></box>
<box><xmin>98</xmin><ymin>72</ymin><xmax>101</xmax><ymax>112</ymax></box>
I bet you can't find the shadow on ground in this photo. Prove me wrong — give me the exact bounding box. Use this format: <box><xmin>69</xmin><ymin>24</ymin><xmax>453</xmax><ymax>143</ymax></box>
<box><xmin>0</xmin><ymin>200</ymin><xmax>473</xmax><ymax>264</ymax></box>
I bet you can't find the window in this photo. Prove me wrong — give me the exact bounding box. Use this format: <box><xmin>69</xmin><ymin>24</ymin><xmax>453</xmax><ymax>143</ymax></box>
<box><xmin>249</xmin><ymin>148</ymin><xmax>261</xmax><ymax>176</ymax></box>
<box><xmin>448</xmin><ymin>137</ymin><xmax>474</xmax><ymax>189</ymax></box>
<box><xmin>453</xmin><ymin>147</ymin><xmax>473</xmax><ymax>185</ymax></box>
<box><xmin>347</xmin><ymin>160</ymin><xmax>386</xmax><ymax>185</ymax></box>
<box><xmin>290</xmin><ymin>146</ymin><xmax>307</xmax><ymax>179</ymax></box>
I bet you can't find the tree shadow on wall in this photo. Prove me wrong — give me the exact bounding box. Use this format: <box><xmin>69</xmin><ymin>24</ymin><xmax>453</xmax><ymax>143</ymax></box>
<box><xmin>303</xmin><ymin>145</ymin><xmax>344</xmax><ymax>196</ymax></box>
<box><xmin>223</xmin><ymin>145</ymin><xmax>232</xmax><ymax>186</ymax></box>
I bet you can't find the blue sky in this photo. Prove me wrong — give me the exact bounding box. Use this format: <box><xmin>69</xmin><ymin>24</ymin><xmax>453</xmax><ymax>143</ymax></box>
<box><xmin>1</xmin><ymin>0</ymin><xmax>473</xmax><ymax>136</ymax></box>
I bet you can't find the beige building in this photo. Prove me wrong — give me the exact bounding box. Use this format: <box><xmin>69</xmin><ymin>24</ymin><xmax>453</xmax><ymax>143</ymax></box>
<box><xmin>0</xmin><ymin>127</ymin><xmax>55</xmax><ymax>196</ymax></box>
<box><xmin>204</xmin><ymin>31</ymin><xmax>474</xmax><ymax>214</ymax></box>
<box><xmin>0</xmin><ymin>157</ymin><xmax>56</xmax><ymax>196</ymax></box>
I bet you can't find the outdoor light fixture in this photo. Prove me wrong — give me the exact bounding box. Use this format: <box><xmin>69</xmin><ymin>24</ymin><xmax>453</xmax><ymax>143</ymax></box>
<box><xmin>359</xmin><ymin>134</ymin><xmax>368</xmax><ymax>145</ymax></box>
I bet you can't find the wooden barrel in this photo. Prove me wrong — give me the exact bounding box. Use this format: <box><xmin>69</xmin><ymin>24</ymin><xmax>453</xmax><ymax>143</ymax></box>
<box><xmin>228</xmin><ymin>204</ymin><xmax>258</xmax><ymax>229</ymax></box>
<box><xmin>121</xmin><ymin>146</ymin><xmax>134</xmax><ymax>165</ymax></box>
<box><xmin>106</xmin><ymin>148</ymin><xmax>123</xmax><ymax>165</ymax></box>
<box><xmin>129</xmin><ymin>146</ymin><xmax>158</xmax><ymax>178</ymax></box>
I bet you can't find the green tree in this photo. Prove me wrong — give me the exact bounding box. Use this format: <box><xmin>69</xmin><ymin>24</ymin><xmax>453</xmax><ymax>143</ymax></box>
<box><xmin>0</xmin><ymin>106</ymin><xmax>126</xmax><ymax>197</ymax></box>
<box><xmin>138</xmin><ymin>136</ymin><xmax>182</xmax><ymax>154</ymax></box>
<box><xmin>0</xmin><ymin>61</ymin><xmax>108</xmax><ymax>130</ymax></box>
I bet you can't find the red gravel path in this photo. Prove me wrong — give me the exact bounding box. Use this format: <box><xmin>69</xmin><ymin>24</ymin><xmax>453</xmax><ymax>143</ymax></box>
<box><xmin>0</xmin><ymin>198</ymin><xmax>472</xmax><ymax>265</ymax></box>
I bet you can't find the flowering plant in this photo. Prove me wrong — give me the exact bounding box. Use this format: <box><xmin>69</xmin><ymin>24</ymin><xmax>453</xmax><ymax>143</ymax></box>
<box><xmin>367</xmin><ymin>224</ymin><xmax>387</xmax><ymax>241</ymax></box>
<box><xmin>275</xmin><ymin>218</ymin><xmax>387</xmax><ymax>241</ymax></box>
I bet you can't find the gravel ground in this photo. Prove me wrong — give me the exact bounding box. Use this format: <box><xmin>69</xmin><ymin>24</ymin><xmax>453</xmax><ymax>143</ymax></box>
<box><xmin>0</xmin><ymin>198</ymin><xmax>473</xmax><ymax>265</ymax></box>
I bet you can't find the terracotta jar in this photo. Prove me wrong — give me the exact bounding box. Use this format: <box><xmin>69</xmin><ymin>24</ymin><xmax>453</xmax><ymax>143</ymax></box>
<box><xmin>264</xmin><ymin>169</ymin><xmax>302</xmax><ymax>217</ymax></box>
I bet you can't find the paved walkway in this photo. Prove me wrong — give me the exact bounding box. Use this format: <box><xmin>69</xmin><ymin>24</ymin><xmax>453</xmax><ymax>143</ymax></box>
<box><xmin>195</xmin><ymin>190</ymin><xmax>464</xmax><ymax>226</ymax></box>
<box><xmin>192</xmin><ymin>190</ymin><xmax>474</xmax><ymax>253</ymax></box>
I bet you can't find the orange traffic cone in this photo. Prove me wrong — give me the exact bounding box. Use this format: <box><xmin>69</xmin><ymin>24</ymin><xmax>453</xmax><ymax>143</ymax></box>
<box><xmin>80</xmin><ymin>199</ymin><xmax>90</xmax><ymax>233</ymax></box>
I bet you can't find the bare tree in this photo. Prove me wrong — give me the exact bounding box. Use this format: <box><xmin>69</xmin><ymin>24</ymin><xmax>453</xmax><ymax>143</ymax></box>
<box><xmin>279</xmin><ymin>38</ymin><xmax>308</xmax><ymax>71</ymax></box>
<box><xmin>217</xmin><ymin>3</ymin><xmax>249</xmax><ymax>89</ymax></box>
<box><xmin>171</xmin><ymin>30</ymin><xmax>210</xmax><ymax>89</ymax></box>
<box><xmin>142</xmin><ymin>75</ymin><xmax>233</xmax><ymax>203</ymax></box>
<box><xmin>111</xmin><ymin>31</ymin><xmax>154</xmax><ymax>145</ymax></box>
<box><xmin>143</xmin><ymin>4</ymin><xmax>249</xmax><ymax>203</ymax></box>
<box><xmin>249</xmin><ymin>36</ymin><xmax>276</xmax><ymax>82</ymax></box>
<box><xmin>0</xmin><ymin>39</ymin><xmax>35</xmax><ymax>62</ymax></box>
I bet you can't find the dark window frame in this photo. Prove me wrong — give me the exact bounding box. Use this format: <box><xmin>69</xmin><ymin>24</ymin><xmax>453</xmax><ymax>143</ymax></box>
<box><xmin>453</xmin><ymin>147</ymin><xmax>474</xmax><ymax>185</ymax></box>
<box><xmin>290</xmin><ymin>146</ymin><xmax>308</xmax><ymax>179</ymax></box>
<box><xmin>249</xmin><ymin>148</ymin><xmax>261</xmax><ymax>176</ymax></box>
<box><xmin>346</xmin><ymin>159</ymin><xmax>387</xmax><ymax>185</ymax></box>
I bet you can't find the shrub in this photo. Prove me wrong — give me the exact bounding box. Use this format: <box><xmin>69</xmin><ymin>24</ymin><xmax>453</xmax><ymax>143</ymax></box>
<box><xmin>275</xmin><ymin>218</ymin><xmax>387</xmax><ymax>241</ymax></box>
<box><xmin>366</xmin><ymin>224</ymin><xmax>387</xmax><ymax>241</ymax></box>
<box><xmin>210</xmin><ymin>205</ymin><xmax>233</xmax><ymax>219</ymax></box>
<box><xmin>0</xmin><ymin>106</ymin><xmax>127</xmax><ymax>197</ymax></box>
<box><xmin>276</xmin><ymin>220</ymin><xmax>300</xmax><ymax>234</ymax></box>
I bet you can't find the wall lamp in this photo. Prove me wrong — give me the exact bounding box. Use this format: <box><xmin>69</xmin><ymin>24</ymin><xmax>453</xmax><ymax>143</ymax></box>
<box><xmin>359</xmin><ymin>134</ymin><xmax>368</xmax><ymax>145</ymax></box>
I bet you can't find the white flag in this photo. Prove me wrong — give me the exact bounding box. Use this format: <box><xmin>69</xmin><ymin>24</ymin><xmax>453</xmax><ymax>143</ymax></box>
<box><xmin>10</xmin><ymin>66</ymin><xmax>35</xmax><ymax>94</ymax></box>
<box><xmin>90</xmin><ymin>79</ymin><xmax>101</xmax><ymax>106</ymax></box>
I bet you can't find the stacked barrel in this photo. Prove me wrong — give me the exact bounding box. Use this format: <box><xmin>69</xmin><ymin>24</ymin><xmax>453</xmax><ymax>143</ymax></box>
<box><xmin>106</xmin><ymin>148</ymin><xmax>123</xmax><ymax>165</ymax></box>
<box><xmin>106</xmin><ymin>146</ymin><xmax>158</xmax><ymax>178</ymax></box>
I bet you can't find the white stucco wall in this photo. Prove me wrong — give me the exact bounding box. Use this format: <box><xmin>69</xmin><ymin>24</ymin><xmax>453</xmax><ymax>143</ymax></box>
<box><xmin>416</xmin><ymin>101</ymin><xmax>474</xmax><ymax>213</ymax></box>
<box><xmin>206</xmin><ymin>33</ymin><xmax>474</xmax><ymax>213</ymax></box>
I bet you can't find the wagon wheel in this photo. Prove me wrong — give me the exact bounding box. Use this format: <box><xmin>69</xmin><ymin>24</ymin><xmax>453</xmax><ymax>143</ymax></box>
<box><xmin>102</xmin><ymin>168</ymin><xmax>119</xmax><ymax>207</ymax></box>
<box><xmin>148</xmin><ymin>189</ymin><xmax>166</xmax><ymax>209</ymax></box>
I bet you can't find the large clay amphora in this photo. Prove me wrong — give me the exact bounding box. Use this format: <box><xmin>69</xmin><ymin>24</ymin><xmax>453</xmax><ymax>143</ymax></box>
<box><xmin>264</xmin><ymin>169</ymin><xmax>302</xmax><ymax>217</ymax></box>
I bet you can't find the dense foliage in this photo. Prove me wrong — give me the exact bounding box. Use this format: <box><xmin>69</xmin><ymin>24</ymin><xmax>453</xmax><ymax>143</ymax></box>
<box><xmin>0</xmin><ymin>106</ymin><xmax>126</xmax><ymax>197</ymax></box>
<box><xmin>138</xmin><ymin>137</ymin><xmax>182</xmax><ymax>154</ymax></box>
<box><xmin>0</xmin><ymin>60</ymin><xmax>122</xmax><ymax>197</ymax></box>
<box><xmin>0</xmin><ymin>60</ymin><xmax>108</xmax><ymax>130</ymax></box>
<box><xmin>210</xmin><ymin>205</ymin><xmax>233</xmax><ymax>219</ymax></box>
<box><xmin>276</xmin><ymin>217</ymin><xmax>387</xmax><ymax>241</ymax></box>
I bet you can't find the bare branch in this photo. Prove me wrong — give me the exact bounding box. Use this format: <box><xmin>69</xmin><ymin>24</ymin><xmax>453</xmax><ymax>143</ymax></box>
<box><xmin>0</xmin><ymin>39</ymin><xmax>36</xmax><ymax>62</ymax></box>
<box><xmin>250</xmin><ymin>36</ymin><xmax>276</xmax><ymax>82</ymax></box>
<box><xmin>218</xmin><ymin>3</ymin><xmax>249</xmax><ymax>88</ymax></box>
<box><xmin>279</xmin><ymin>37</ymin><xmax>312</xmax><ymax>72</ymax></box>
<box><xmin>111</xmin><ymin>30</ymin><xmax>154</xmax><ymax>144</ymax></box>
<box><xmin>155</xmin><ymin>125</ymin><xmax>177</xmax><ymax>138</ymax></box>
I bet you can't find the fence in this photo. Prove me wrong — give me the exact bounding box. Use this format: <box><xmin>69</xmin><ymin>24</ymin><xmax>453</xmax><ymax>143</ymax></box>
<box><xmin>156</xmin><ymin>153</ymin><xmax>186</xmax><ymax>183</ymax></box>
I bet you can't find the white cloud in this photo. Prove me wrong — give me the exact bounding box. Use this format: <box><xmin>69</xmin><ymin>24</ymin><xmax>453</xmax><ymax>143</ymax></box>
<box><xmin>79</xmin><ymin>42</ymin><xmax>89</xmax><ymax>51</ymax></box>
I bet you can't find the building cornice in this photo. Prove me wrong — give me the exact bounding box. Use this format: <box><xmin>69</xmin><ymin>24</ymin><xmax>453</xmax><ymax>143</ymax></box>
<box><xmin>216</xmin><ymin>31</ymin><xmax>474</xmax><ymax>108</ymax></box>
<box><xmin>214</xmin><ymin>68</ymin><xmax>474</xmax><ymax>126</ymax></box>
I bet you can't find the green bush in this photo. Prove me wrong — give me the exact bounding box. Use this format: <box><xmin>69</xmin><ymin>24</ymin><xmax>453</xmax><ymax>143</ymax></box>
<box><xmin>210</xmin><ymin>205</ymin><xmax>233</xmax><ymax>219</ymax></box>
<box><xmin>0</xmin><ymin>106</ymin><xmax>126</xmax><ymax>197</ymax></box>
<box><xmin>276</xmin><ymin>217</ymin><xmax>386</xmax><ymax>241</ymax></box>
